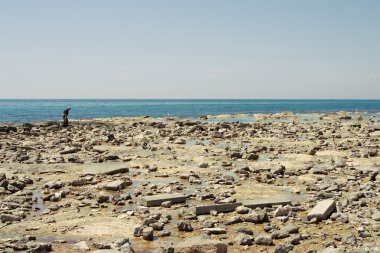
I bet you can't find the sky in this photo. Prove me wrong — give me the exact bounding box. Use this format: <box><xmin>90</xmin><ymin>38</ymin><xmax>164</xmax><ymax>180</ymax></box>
<box><xmin>0</xmin><ymin>0</ymin><xmax>379</xmax><ymax>99</ymax></box>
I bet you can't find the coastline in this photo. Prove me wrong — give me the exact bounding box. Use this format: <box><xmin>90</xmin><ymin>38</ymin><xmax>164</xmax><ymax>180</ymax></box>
<box><xmin>0</xmin><ymin>111</ymin><xmax>379</xmax><ymax>252</ymax></box>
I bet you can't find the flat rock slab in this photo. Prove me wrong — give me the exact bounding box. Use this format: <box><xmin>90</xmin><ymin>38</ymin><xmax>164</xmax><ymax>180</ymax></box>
<box><xmin>202</xmin><ymin>227</ymin><xmax>227</xmax><ymax>235</ymax></box>
<box><xmin>103</xmin><ymin>180</ymin><xmax>132</xmax><ymax>191</ymax></box>
<box><xmin>196</xmin><ymin>203</ymin><xmax>242</xmax><ymax>215</ymax></box>
<box><xmin>140</xmin><ymin>193</ymin><xmax>187</xmax><ymax>207</ymax></box>
<box><xmin>242</xmin><ymin>199</ymin><xmax>291</xmax><ymax>209</ymax></box>
<box><xmin>307</xmin><ymin>199</ymin><xmax>336</xmax><ymax>221</ymax></box>
<box><xmin>175</xmin><ymin>236</ymin><xmax>227</xmax><ymax>253</ymax></box>
<box><xmin>81</xmin><ymin>163</ymin><xmax>129</xmax><ymax>176</ymax></box>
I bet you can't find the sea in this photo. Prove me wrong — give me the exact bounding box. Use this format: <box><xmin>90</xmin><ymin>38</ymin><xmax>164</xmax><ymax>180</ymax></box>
<box><xmin>0</xmin><ymin>99</ymin><xmax>380</xmax><ymax>124</ymax></box>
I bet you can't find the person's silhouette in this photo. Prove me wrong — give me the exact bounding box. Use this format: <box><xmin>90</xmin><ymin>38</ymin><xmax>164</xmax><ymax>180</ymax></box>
<box><xmin>63</xmin><ymin>107</ymin><xmax>71</xmax><ymax>127</ymax></box>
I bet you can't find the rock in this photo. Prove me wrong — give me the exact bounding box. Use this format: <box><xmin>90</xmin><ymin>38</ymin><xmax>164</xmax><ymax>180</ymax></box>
<box><xmin>235</xmin><ymin>206</ymin><xmax>250</xmax><ymax>214</ymax></box>
<box><xmin>161</xmin><ymin>201</ymin><xmax>172</xmax><ymax>208</ymax></box>
<box><xmin>255</xmin><ymin>235</ymin><xmax>273</xmax><ymax>245</ymax></box>
<box><xmin>246</xmin><ymin>153</ymin><xmax>259</xmax><ymax>160</ymax></box>
<box><xmin>71</xmin><ymin>178</ymin><xmax>91</xmax><ymax>187</ymax></box>
<box><xmin>26</xmin><ymin>242</ymin><xmax>53</xmax><ymax>253</ymax></box>
<box><xmin>96</xmin><ymin>194</ymin><xmax>110</xmax><ymax>204</ymax></box>
<box><xmin>274</xmin><ymin>206</ymin><xmax>290</xmax><ymax>217</ymax></box>
<box><xmin>177</xmin><ymin>221</ymin><xmax>193</xmax><ymax>232</ymax></box>
<box><xmin>271</xmin><ymin>165</ymin><xmax>285</xmax><ymax>175</ymax></box>
<box><xmin>341</xmin><ymin>234</ymin><xmax>357</xmax><ymax>245</ymax></box>
<box><xmin>198</xmin><ymin>163</ymin><xmax>209</xmax><ymax>168</ymax></box>
<box><xmin>102</xmin><ymin>167</ymin><xmax>129</xmax><ymax>175</ymax></box>
<box><xmin>271</xmin><ymin>230</ymin><xmax>290</xmax><ymax>239</ymax></box>
<box><xmin>202</xmin><ymin>228</ymin><xmax>227</xmax><ymax>235</ymax></box>
<box><xmin>235</xmin><ymin>234</ymin><xmax>254</xmax><ymax>245</ymax></box>
<box><xmin>44</xmin><ymin>180</ymin><xmax>63</xmax><ymax>189</ymax></box>
<box><xmin>224</xmin><ymin>216</ymin><xmax>242</xmax><ymax>225</ymax></box>
<box><xmin>74</xmin><ymin>241</ymin><xmax>90</xmax><ymax>251</ymax></box>
<box><xmin>243</xmin><ymin>211</ymin><xmax>268</xmax><ymax>223</ymax></box>
<box><xmin>141</xmin><ymin>193</ymin><xmax>186</xmax><ymax>207</ymax></box>
<box><xmin>284</xmin><ymin>225</ymin><xmax>299</xmax><ymax>234</ymax></box>
<box><xmin>307</xmin><ymin>199</ymin><xmax>336</xmax><ymax>221</ymax></box>
<box><xmin>60</xmin><ymin>147</ymin><xmax>80</xmax><ymax>155</ymax></box>
<box><xmin>372</xmin><ymin>212</ymin><xmax>380</xmax><ymax>221</ymax></box>
<box><xmin>195</xmin><ymin>203</ymin><xmax>242</xmax><ymax>215</ymax></box>
<box><xmin>243</xmin><ymin>198</ymin><xmax>291</xmax><ymax>208</ymax></box>
<box><xmin>158</xmin><ymin>230</ymin><xmax>171</xmax><ymax>237</ymax></box>
<box><xmin>175</xmin><ymin>236</ymin><xmax>227</xmax><ymax>253</ymax></box>
<box><xmin>274</xmin><ymin>244</ymin><xmax>294</xmax><ymax>253</ymax></box>
<box><xmin>142</xmin><ymin>227</ymin><xmax>154</xmax><ymax>241</ymax></box>
<box><xmin>133</xmin><ymin>226</ymin><xmax>144</xmax><ymax>237</ymax></box>
<box><xmin>104</xmin><ymin>154</ymin><xmax>120</xmax><ymax>161</ymax></box>
<box><xmin>0</xmin><ymin>214</ymin><xmax>21</xmax><ymax>223</ymax></box>
<box><xmin>103</xmin><ymin>180</ymin><xmax>132</xmax><ymax>191</ymax></box>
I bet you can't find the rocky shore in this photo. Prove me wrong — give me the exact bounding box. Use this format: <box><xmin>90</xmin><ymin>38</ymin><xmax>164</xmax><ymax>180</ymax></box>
<box><xmin>0</xmin><ymin>112</ymin><xmax>379</xmax><ymax>253</ymax></box>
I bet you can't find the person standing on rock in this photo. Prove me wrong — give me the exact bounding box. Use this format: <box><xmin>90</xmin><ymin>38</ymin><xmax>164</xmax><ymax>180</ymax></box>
<box><xmin>63</xmin><ymin>107</ymin><xmax>71</xmax><ymax>127</ymax></box>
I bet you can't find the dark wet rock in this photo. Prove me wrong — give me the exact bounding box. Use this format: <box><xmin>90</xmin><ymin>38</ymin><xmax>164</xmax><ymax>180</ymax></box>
<box><xmin>104</xmin><ymin>154</ymin><xmax>120</xmax><ymax>161</ymax></box>
<box><xmin>151</xmin><ymin>222</ymin><xmax>165</xmax><ymax>231</ymax></box>
<box><xmin>198</xmin><ymin>163</ymin><xmax>209</xmax><ymax>168</ymax></box>
<box><xmin>177</xmin><ymin>220</ymin><xmax>193</xmax><ymax>232</ymax></box>
<box><xmin>97</xmin><ymin>194</ymin><xmax>110</xmax><ymax>204</ymax></box>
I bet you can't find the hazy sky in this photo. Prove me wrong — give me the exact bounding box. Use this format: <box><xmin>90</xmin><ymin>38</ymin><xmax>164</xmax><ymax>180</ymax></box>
<box><xmin>0</xmin><ymin>0</ymin><xmax>379</xmax><ymax>99</ymax></box>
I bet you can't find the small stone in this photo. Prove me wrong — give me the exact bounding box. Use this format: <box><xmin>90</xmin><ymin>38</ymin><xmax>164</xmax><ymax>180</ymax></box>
<box><xmin>235</xmin><ymin>234</ymin><xmax>254</xmax><ymax>245</ymax></box>
<box><xmin>161</xmin><ymin>201</ymin><xmax>172</xmax><ymax>208</ymax></box>
<box><xmin>224</xmin><ymin>216</ymin><xmax>242</xmax><ymax>225</ymax></box>
<box><xmin>274</xmin><ymin>206</ymin><xmax>290</xmax><ymax>217</ymax></box>
<box><xmin>198</xmin><ymin>163</ymin><xmax>209</xmax><ymax>168</ymax></box>
<box><xmin>274</xmin><ymin>244</ymin><xmax>294</xmax><ymax>253</ymax></box>
<box><xmin>158</xmin><ymin>230</ymin><xmax>171</xmax><ymax>237</ymax></box>
<box><xmin>235</xmin><ymin>206</ymin><xmax>250</xmax><ymax>214</ymax></box>
<box><xmin>243</xmin><ymin>211</ymin><xmax>268</xmax><ymax>223</ymax></box>
<box><xmin>255</xmin><ymin>235</ymin><xmax>273</xmax><ymax>245</ymax></box>
<box><xmin>177</xmin><ymin>221</ymin><xmax>193</xmax><ymax>232</ymax></box>
<box><xmin>142</xmin><ymin>227</ymin><xmax>154</xmax><ymax>241</ymax></box>
<box><xmin>73</xmin><ymin>241</ymin><xmax>90</xmax><ymax>251</ymax></box>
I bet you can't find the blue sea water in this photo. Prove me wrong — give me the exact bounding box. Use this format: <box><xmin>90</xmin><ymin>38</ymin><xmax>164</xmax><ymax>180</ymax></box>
<box><xmin>0</xmin><ymin>99</ymin><xmax>379</xmax><ymax>123</ymax></box>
